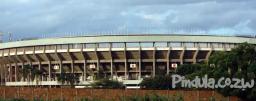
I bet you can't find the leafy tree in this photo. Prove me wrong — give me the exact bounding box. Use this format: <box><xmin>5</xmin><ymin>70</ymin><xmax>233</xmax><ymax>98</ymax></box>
<box><xmin>209</xmin><ymin>43</ymin><xmax>256</xmax><ymax>100</ymax></box>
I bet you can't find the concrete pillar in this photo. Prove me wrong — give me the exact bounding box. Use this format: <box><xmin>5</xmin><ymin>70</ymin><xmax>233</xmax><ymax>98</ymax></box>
<box><xmin>167</xmin><ymin>47</ymin><xmax>171</xmax><ymax>75</ymax></box>
<box><xmin>153</xmin><ymin>47</ymin><xmax>156</xmax><ymax>77</ymax></box>
<box><xmin>21</xmin><ymin>63</ymin><xmax>24</xmax><ymax>81</ymax></box>
<box><xmin>15</xmin><ymin>63</ymin><xmax>17</xmax><ymax>82</ymax></box>
<box><xmin>0</xmin><ymin>64</ymin><xmax>4</xmax><ymax>85</ymax></box>
<box><xmin>4</xmin><ymin>64</ymin><xmax>7</xmax><ymax>83</ymax></box>
<box><xmin>109</xmin><ymin>47</ymin><xmax>113</xmax><ymax>79</ymax></box>
<box><xmin>124</xmin><ymin>59</ymin><xmax>127</xmax><ymax>80</ymax></box>
<box><xmin>110</xmin><ymin>59</ymin><xmax>113</xmax><ymax>79</ymax></box>
<box><xmin>38</xmin><ymin>62</ymin><xmax>42</xmax><ymax>81</ymax></box>
<box><xmin>206</xmin><ymin>50</ymin><xmax>212</xmax><ymax>63</ymax></box>
<box><xmin>180</xmin><ymin>49</ymin><xmax>185</xmax><ymax>65</ymax></box>
<box><xmin>9</xmin><ymin>64</ymin><xmax>12</xmax><ymax>82</ymax></box>
<box><xmin>138</xmin><ymin>47</ymin><xmax>141</xmax><ymax>80</ymax></box>
<box><xmin>59</xmin><ymin>61</ymin><xmax>62</xmax><ymax>76</ymax></box>
<box><xmin>83</xmin><ymin>61</ymin><xmax>86</xmax><ymax>81</ymax></box>
<box><xmin>124</xmin><ymin>44</ymin><xmax>128</xmax><ymax>80</ymax></box>
<box><xmin>193</xmin><ymin>49</ymin><xmax>199</xmax><ymax>64</ymax></box>
<box><xmin>48</xmin><ymin>61</ymin><xmax>51</xmax><ymax>81</ymax></box>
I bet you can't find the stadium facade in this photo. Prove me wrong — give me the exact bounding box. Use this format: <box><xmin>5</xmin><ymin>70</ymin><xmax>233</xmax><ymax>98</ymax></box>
<box><xmin>0</xmin><ymin>34</ymin><xmax>256</xmax><ymax>87</ymax></box>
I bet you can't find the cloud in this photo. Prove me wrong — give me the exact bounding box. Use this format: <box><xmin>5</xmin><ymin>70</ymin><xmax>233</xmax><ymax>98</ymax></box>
<box><xmin>0</xmin><ymin>0</ymin><xmax>256</xmax><ymax>41</ymax></box>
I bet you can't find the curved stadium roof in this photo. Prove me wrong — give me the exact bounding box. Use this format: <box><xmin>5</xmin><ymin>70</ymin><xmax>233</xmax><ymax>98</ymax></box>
<box><xmin>0</xmin><ymin>34</ymin><xmax>255</xmax><ymax>49</ymax></box>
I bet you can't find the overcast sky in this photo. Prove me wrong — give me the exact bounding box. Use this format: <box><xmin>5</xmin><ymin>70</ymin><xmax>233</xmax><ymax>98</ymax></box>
<box><xmin>0</xmin><ymin>0</ymin><xmax>256</xmax><ymax>40</ymax></box>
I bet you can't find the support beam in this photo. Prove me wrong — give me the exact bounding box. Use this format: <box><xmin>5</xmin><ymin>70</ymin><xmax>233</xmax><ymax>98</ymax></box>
<box><xmin>152</xmin><ymin>47</ymin><xmax>156</xmax><ymax>77</ymax></box>
<box><xmin>83</xmin><ymin>61</ymin><xmax>86</xmax><ymax>81</ymax></box>
<box><xmin>0</xmin><ymin>52</ymin><xmax>4</xmax><ymax>85</ymax></box>
<box><xmin>15</xmin><ymin>55</ymin><xmax>23</xmax><ymax>63</ymax></box>
<box><xmin>166</xmin><ymin>47</ymin><xmax>171</xmax><ymax>75</ymax></box>
<box><xmin>8</xmin><ymin>64</ymin><xmax>12</xmax><ymax>82</ymax></box>
<box><xmin>180</xmin><ymin>49</ymin><xmax>185</xmax><ymax>65</ymax></box>
<box><xmin>138</xmin><ymin>47</ymin><xmax>141</xmax><ymax>80</ymax></box>
<box><xmin>55</xmin><ymin>52</ymin><xmax>63</xmax><ymax>74</ymax></box>
<box><xmin>43</xmin><ymin>46</ymin><xmax>52</xmax><ymax>81</ymax></box>
<box><xmin>3</xmin><ymin>64</ymin><xmax>7</xmax><ymax>82</ymax></box>
<box><xmin>206</xmin><ymin>49</ymin><xmax>213</xmax><ymax>63</ymax></box>
<box><xmin>48</xmin><ymin>61</ymin><xmax>51</xmax><ymax>81</ymax></box>
<box><xmin>15</xmin><ymin>48</ymin><xmax>24</xmax><ymax>63</ymax></box>
<box><xmin>193</xmin><ymin>49</ymin><xmax>199</xmax><ymax>64</ymax></box>
<box><xmin>38</xmin><ymin>62</ymin><xmax>42</xmax><ymax>81</ymax></box>
<box><xmin>0</xmin><ymin>64</ymin><xmax>2</xmax><ymax>85</ymax></box>
<box><xmin>80</xmin><ymin>50</ymin><xmax>87</xmax><ymax>81</ymax></box>
<box><xmin>33</xmin><ymin>48</ymin><xmax>42</xmax><ymax>82</ymax></box>
<box><xmin>109</xmin><ymin>48</ymin><xmax>113</xmax><ymax>79</ymax></box>
<box><xmin>67</xmin><ymin>46</ymin><xmax>74</xmax><ymax>74</ymax></box>
<box><xmin>21</xmin><ymin>63</ymin><xmax>25</xmax><ymax>81</ymax></box>
<box><xmin>14</xmin><ymin>63</ymin><xmax>17</xmax><ymax>82</ymax></box>
<box><xmin>124</xmin><ymin>45</ymin><xmax>128</xmax><ymax>80</ymax></box>
<box><xmin>7</xmin><ymin>56</ymin><xmax>15</xmax><ymax>64</ymax></box>
<box><xmin>23</xmin><ymin>48</ymin><xmax>33</xmax><ymax>64</ymax></box>
<box><xmin>94</xmin><ymin>49</ymin><xmax>99</xmax><ymax>76</ymax></box>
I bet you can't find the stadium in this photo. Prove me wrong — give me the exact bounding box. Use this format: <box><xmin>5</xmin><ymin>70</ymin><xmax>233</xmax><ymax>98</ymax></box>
<box><xmin>0</xmin><ymin>34</ymin><xmax>255</xmax><ymax>87</ymax></box>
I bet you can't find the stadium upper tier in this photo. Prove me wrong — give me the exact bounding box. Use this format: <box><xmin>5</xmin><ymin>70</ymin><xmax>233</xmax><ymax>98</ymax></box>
<box><xmin>0</xmin><ymin>34</ymin><xmax>255</xmax><ymax>86</ymax></box>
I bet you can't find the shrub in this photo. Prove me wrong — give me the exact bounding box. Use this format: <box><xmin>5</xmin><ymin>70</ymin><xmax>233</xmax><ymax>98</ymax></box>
<box><xmin>90</xmin><ymin>79</ymin><xmax>124</xmax><ymax>89</ymax></box>
<box><xmin>140</xmin><ymin>75</ymin><xmax>172</xmax><ymax>89</ymax></box>
<box><xmin>119</xmin><ymin>93</ymin><xmax>183</xmax><ymax>101</ymax></box>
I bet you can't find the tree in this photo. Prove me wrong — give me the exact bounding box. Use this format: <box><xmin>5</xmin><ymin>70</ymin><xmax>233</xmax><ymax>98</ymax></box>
<box><xmin>20</xmin><ymin>65</ymin><xmax>43</xmax><ymax>86</ymax></box>
<box><xmin>20</xmin><ymin>65</ymin><xmax>31</xmax><ymax>82</ymax></box>
<box><xmin>209</xmin><ymin>43</ymin><xmax>256</xmax><ymax>100</ymax></box>
<box><xmin>57</xmin><ymin>73</ymin><xmax>79</xmax><ymax>87</ymax></box>
<box><xmin>31</xmin><ymin>67</ymin><xmax>43</xmax><ymax>85</ymax></box>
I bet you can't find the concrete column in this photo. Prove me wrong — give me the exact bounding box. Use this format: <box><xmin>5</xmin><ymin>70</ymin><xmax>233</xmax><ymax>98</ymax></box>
<box><xmin>96</xmin><ymin>60</ymin><xmax>99</xmax><ymax>77</ymax></box>
<box><xmin>0</xmin><ymin>64</ymin><xmax>2</xmax><ymax>85</ymax></box>
<box><xmin>55</xmin><ymin>46</ymin><xmax>63</xmax><ymax>81</ymax></box>
<box><xmin>138</xmin><ymin>47</ymin><xmax>141</xmax><ymax>80</ymax></box>
<box><xmin>180</xmin><ymin>49</ymin><xmax>185</xmax><ymax>65</ymax></box>
<box><xmin>95</xmin><ymin>50</ymin><xmax>99</xmax><ymax>78</ymax></box>
<box><xmin>153</xmin><ymin>47</ymin><xmax>156</xmax><ymax>77</ymax></box>
<box><xmin>110</xmin><ymin>59</ymin><xmax>113</xmax><ymax>79</ymax></box>
<box><xmin>206</xmin><ymin>49</ymin><xmax>212</xmax><ymax>63</ymax></box>
<box><xmin>21</xmin><ymin>63</ymin><xmax>24</xmax><ymax>81</ymax></box>
<box><xmin>1</xmin><ymin>64</ymin><xmax>3</xmax><ymax>85</ymax></box>
<box><xmin>4</xmin><ymin>64</ymin><xmax>7</xmax><ymax>82</ymax></box>
<box><xmin>71</xmin><ymin>61</ymin><xmax>74</xmax><ymax>74</ymax></box>
<box><xmin>193</xmin><ymin>49</ymin><xmax>199</xmax><ymax>64</ymax></box>
<box><xmin>48</xmin><ymin>61</ymin><xmax>51</xmax><ymax>81</ymax></box>
<box><xmin>167</xmin><ymin>47</ymin><xmax>171</xmax><ymax>75</ymax></box>
<box><xmin>83</xmin><ymin>61</ymin><xmax>86</xmax><ymax>81</ymax></box>
<box><xmin>109</xmin><ymin>46</ymin><xmax>113</xmax><ymax>79</ymax></box>
<box><xmin>15</xmin><ymin>63</ymin><xmax>17</xmax><ymax>82</ymax></box>
<box><xmin>124</xmin><ymin>44</ymin><xmax>128</xmax><ymax>80</ymax></box>
<box><xmin>9</xmin><ymin>64</ymin><xmax>12</xmax><ymax>82</ymax></box>
<box><xmin>124</xmin><ymin>59</ymin><xmax>127</xmax><ymax>80</ymax></box>
<box><xmin>81</xmin><ymin>45</ymin><xmax>87</xmax><ymax>81</ymax></box>
<box><xmin>59</xmin><ymin>61</ymin><xmax>62</xmax><ymax>76</ymax></box>
<box><xmin>38</xmin><ymin>62</ymin><xmax>42</xmax><ymax>81</ymax></box>
<box><xmin>0</xmin><ymin>64</ymin><xmax>3</xmax><ymax>85</ymax></box>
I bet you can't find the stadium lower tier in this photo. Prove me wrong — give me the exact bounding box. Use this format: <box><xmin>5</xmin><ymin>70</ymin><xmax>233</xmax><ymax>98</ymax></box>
<box><xmin>0</xmin><ymin>47</ymin><xmax>224</xmax><ymax>86</ymax></box>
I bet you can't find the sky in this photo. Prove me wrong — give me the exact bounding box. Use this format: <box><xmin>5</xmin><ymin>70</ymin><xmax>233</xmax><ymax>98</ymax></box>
<box><xmin>0</xmin><ymin>0</ymin><xmax>256</xmax><ymax>41</ymax></box>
